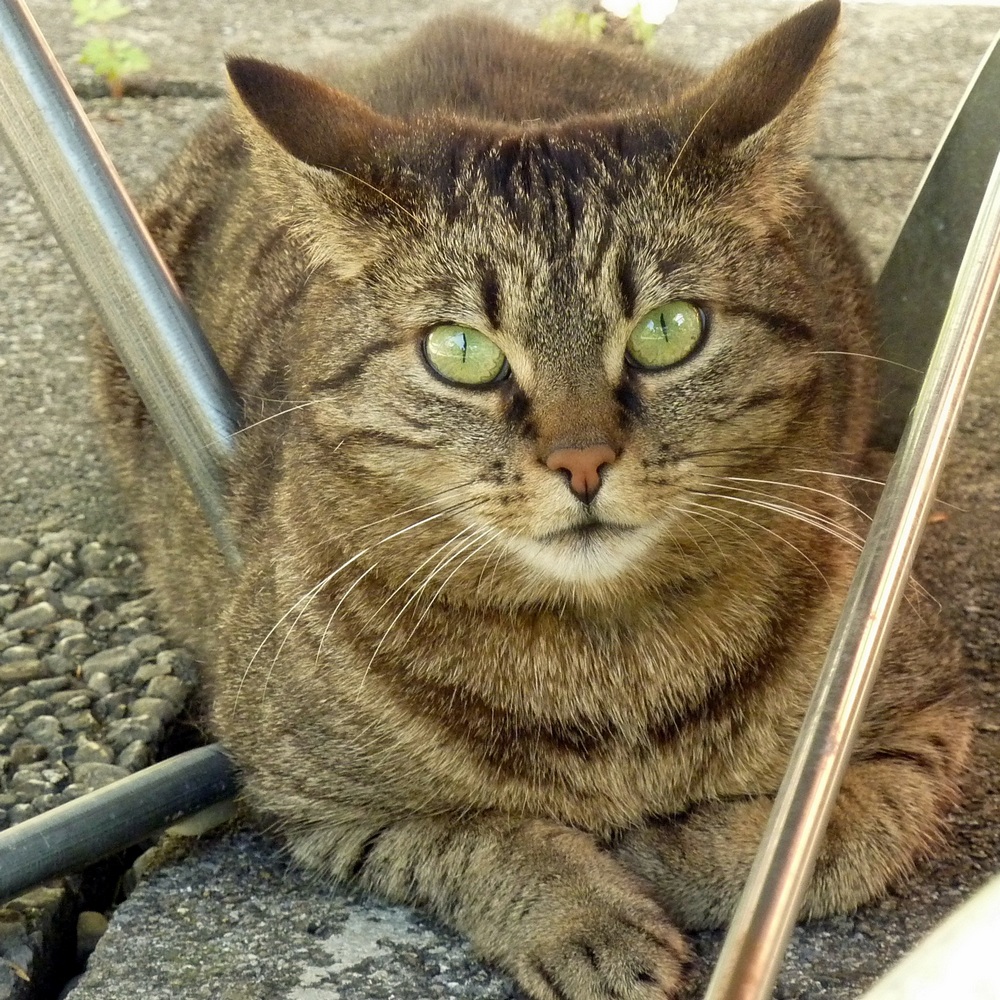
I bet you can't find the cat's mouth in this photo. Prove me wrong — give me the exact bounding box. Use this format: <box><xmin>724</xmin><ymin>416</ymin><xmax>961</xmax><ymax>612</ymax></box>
<box><xmin>542</xmin><ymin>520</ymin><xmax>637</xmax><ymax>544</ymax></box>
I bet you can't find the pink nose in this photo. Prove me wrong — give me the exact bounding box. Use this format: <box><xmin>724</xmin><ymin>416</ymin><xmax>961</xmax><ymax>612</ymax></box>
<box><xmin>545</xmin><ymin>445</ymin><xmax>617</xmax><ymax>503</ymax></box>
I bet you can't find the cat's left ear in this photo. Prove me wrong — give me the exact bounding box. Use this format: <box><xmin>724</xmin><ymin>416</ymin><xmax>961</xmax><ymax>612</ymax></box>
<box><xmin>667</xmin><ymin>0</ymin><xmax>840</xmax><ymax>217</ymax></box>
<box><xmin>225</xmin><ymin>56</ymin><xmax>414</xmax><ymax>276</ymax></box>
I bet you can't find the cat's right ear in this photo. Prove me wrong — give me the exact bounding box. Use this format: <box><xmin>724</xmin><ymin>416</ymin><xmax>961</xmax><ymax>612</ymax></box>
<box><xmin>225</xmin><ymin>57</ymin><xmax>414</xmax><ymax>276</ymax></box>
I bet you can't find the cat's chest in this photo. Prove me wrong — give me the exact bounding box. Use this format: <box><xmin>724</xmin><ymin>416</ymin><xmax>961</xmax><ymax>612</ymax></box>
<box><xmin>359</xmin><ymin>618</ymin><xmax>799</xmax><ymax>830</ymax></box>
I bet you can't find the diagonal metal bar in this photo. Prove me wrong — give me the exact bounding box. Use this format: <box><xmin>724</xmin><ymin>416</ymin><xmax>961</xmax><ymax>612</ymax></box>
<box><xmin>872</xmin><ymin>29</ymin><xmax>1000</xmax><ymax>450</ymax></box>
<box><xmin>703</xmin><ymin>129</ymin><xmax>1000</xmax><ymax>1000</ymax></box>
<box><xmin>0</xmin><ymin>744</ymin><xmax>238</xmax><ymax>906</ymax></box>
<box><xmin>0</xmin><ymin>0</ymin><xmax>242</xmax><ymax>569</ymax></box>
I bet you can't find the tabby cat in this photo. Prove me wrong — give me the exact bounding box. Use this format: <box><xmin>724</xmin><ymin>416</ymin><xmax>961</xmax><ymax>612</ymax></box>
<box><xmin>95</xmin><ymin>1</ymin><xmax>972</xmax><ymax>997</ymax></box>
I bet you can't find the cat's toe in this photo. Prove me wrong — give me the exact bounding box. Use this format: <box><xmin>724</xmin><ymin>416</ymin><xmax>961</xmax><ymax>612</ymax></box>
<box><xmin>516</xmin><ymin>900</ymin><xmax>690</xmax><ymax>1000</ymax></box>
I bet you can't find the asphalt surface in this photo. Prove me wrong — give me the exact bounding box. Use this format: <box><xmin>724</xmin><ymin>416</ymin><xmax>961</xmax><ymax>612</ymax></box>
<box><xmin>2</xmin><ymin>1</ymin><xmax>999</xmax><ymax>998</ymax></box>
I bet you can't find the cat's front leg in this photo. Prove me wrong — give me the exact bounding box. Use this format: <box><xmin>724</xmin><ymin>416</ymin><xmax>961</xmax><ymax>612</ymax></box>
<box><xmin>290</xmin><ymin>814</ymin><xmax>690</xmax><ymax>1000</ymax></box>
<box><xmin>612</xmin><ymin>712</ymin><xmax>970</xmax><ymax>930</ymax></box>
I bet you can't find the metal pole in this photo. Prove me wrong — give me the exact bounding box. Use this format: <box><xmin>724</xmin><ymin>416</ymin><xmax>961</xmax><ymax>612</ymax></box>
<box><xmin>0</xmin><ymin>0</ymin><xmax>242</xmax><ymax>569</ymax></box>
<box><xmin>703</xmin><ymin>152</ymin><xmax>1000</xmax><ymax>999</ymax></box>
<box><xmin>0</xmin><ymin>745</ymin><xmax>238</xmax><ymax>906</ymax></box>
<box><xmin>872</xmin><ymin>31</ymin><xmax>1000</xmax><ymax>451</ymax></box>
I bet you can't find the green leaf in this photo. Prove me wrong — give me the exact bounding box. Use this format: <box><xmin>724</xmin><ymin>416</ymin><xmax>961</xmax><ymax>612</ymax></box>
<box><xmin>540</xmin><ymin>8</ymin><xmax>607</xmax><ymax>41</ymax></box>
<box><xmin>627</xmin><ymin>5</ymin><xmax>657</xmax><ymax>46</ymax></box>
<box><xmin>78</xmin><ymin>37</ymin><xmax>149</xmax><ymax>83</ymax></box>
<box><xmin>71</xmin><ymin>0</ymin><xmax>132</xmax><ymax>27</ymax></box>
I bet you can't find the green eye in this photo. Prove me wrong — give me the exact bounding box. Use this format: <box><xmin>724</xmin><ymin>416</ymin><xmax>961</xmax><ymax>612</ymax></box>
<box><xmin>626</xmin><ymin>301</ymin><xmax>705</xmax><ymax>370</ymax></box>
<box><xmin>423</xmin><ymin>325</ymin><xmax>508</xmax><ymax>386</ymax></box>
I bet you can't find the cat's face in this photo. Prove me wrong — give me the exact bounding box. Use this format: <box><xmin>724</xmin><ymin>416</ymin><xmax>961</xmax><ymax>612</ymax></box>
<box><xmin>227</xmin><ymin>23</ymin><xmax>857</xmax><ymax>609</ymax></box>
<box><xmin>263</xmin><ymin>138</ymin><xmax>833</xmax><ymax>607</ymax></box>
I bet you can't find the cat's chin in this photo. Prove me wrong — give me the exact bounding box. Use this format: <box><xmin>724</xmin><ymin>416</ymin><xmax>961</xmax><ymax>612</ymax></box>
<box><xmin>506</xmin><ymin>522</ymin><xmax>658</xmax><ymax>588</ymax></box>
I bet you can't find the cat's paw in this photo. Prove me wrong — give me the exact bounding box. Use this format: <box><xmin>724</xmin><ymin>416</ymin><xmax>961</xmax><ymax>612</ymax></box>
<box><xmin>514</xmin><ymin>895</ymin><xmax>690</xmax><ymax>1000</ymax></box>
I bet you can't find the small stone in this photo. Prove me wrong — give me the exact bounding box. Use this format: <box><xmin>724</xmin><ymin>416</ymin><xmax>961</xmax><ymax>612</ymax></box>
<box><xmin>0</xmin><ymin>660</ymin><xmax>47</xmax><ymax>684</ymax></box>
<box><xmin>4</xmin><ymin>601</ymin><xmax>58</xmax><ymax>630</ymax></box>
<box><xmin>32</xmin><ymin>791</ymin><xmax>69</xmax><ymax>813</ymax></box>
<box><xmin>89</xmin><ymin>610</ymin><xmax>117</xmax><ymax>632</ymax></box>
<box><xmin>0</xmin><ymin>685</ymin><xmax>30</xmax><ymax>710</ymax></box>
<box><xmin>105</xmin><ymin>717</ymin><xmax>157</xmax><ymax>750</ymax></box>
<box><xmin>73</xmin><ymin>762</ymin><xmax>129</xmax><ymax>791</ymax></box>
<box><xmin>156</xmin><ymin>648</ymin><xmax>196</xmax><ymax>683</ymax></box>
<box><xmin>76</xmin><ymin>910</ymin><xmax>109</xmax><ymax>959</ymax></box>
<box><xmin>6</xmin><ymin>561</ymin><xmax>43</xmax><ymax>582</ymax></box>
<box><xmin>56</xmin><ymin>619</ymin><xmax>87</xmax><ymax>637</ymax></box>
<box><xmin>129</xmin><ymin>634</ymin><xmax>167</xmax><ymax>658</ymax></box>
<box><xmin>70</xmin><ymin>739</ymin><xmax>114</xmax><ymax>765</ymax></box>
<box><xmin>116</xmin><ymin>740</ymin><xmax>150</xmax><ymax>771</ymax></box>
<box><xmin>86</xmin><ymin>671</ymin><xmax>114</xmax><ymax>696</ymax></box>
<box><xmin>38</xmin><ymin>530</ymin><xmax>84</xmax><ymax>556</ymax></box>
<box><xmin>8</xmin><ymin>741</ymin><xmax>47</xmax><ymax>766</ymax></box>
<box><xmin>10</xmin><ymin>699</ymin><xmax>50</xmax><ymax>725</ymax></box>
<box><xmin>26</xmin><ymin>676</ymin><xmax>71</xmax><ymax>696</ymax></box>
<box><xmin>115</xmin><ymin>598</ymin><xmax>151</xmax><ymax>621</ymax></box>
<box><xmin>77</xmin><ymin>542</ymin><xmax>112</xmax><ymax>575</ymax></box>
<box><xmin>75</xmin><ymin>577</ymin><xmax>124</xmax><ymax>599</ymax></box>
<box><xmin>115</xmin><ymin>618</ymin><xmax>156</xmax><ymax>643</ymax></box>
<box><xmin>0</xmin><ymin>716</ymin><xmax>19</xmax><ymax>746</ymax></box>
<box><xmin>42</xmin><ymin>653</ymin><xmax>76</xmax><ymax>676</ymax></box>
<box><xmin>59</xmin><ymin>709</ymin><xmax>98</xmax><ymax>732</ymax></box>
<box><xmin>0</xmin><ymin>536</ymin><xmax>33</xmax><ymax>570</ymax></box>
<box><xmin>1</xmin><ymin>644</ymin><xmax>41</xmax><ymax>662</ymax></box>
<box><xmin>0</xmin><ymin>628</ymin><xmax>24</xmax><ymax>651</ymax></box>
<box><xmin>7</xmin><ymin>802</ymin><xmax>35</xmax><ymax>824</ymax></box>
<box><xmin>80</xmin><ymin>646</ymin><xmax>140</xmax><ymax>680</ymax></box>
<box><xmin>25</xmin><ymin>629</ymin><xmax>54</xmax><ymax>651</ymax></box>
<box><xmin>54</xmin><ymin>633</ymin><xmax>95</xmax><ymax>659</ymax></box>
<box><xmin>129</xmin><ymin>696</ymin><xmax>175</xmax><ymax>724</ymax></box>
<box><xmin>25</xmin><ymin>564</ymin><xmax>72</xmax><ymax>592</ymax></box>
<box><xmin>60</xmin><ymin>594</ymin><xmax>93</xmax><ymax>616</ymax></box>
<box><xmin>10</xmin><ymin>773</ymin><xmax>51</xmax><ymax>798</ymax></box>
<box><xmin>92</xmin><ymin>692</ymin><xmax>128</xmax><ymax>723</ymax></box>
<box><xmin>145</xmin><ymin>675</ymin><xmax>189</xmax><ymax>706</ymax></box>
<box><xmin>49</xmin><ymin>690</ymin><xmax>92</xmax><ymax>709</ymax></box>
<box><xmin>0</xmin><ymin>591</ymin><xmax>18</xmax><ymax>612</ymax></box>
<box><xmin>133</xmin><ymin>660</ymin><xmax>171</xmax><ymax>683</ymax></box>
<box><xmin>41</xmin><ymin>762</ymin><xmax>70</xmax><ymax>785</ymax></box>
<box><xmin>22</xmin><ymin>715</ymin><xmax>63</xmax><ymax>744</ymax></box>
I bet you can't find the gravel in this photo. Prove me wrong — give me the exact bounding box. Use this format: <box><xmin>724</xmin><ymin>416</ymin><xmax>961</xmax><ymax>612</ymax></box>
<box><xmin>0</xmin><ymin>528</ymin><xmax>196</xmax><ymax>834</ymax></box>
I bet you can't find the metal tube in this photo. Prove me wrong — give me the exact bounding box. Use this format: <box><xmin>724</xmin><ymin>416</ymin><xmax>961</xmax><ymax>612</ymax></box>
<box><xmin>0</xmin><ymin>0</ymin><xmax>242</xmax><ymax>569</ymax></box>
<box><xmin>0</xmin><ymin>744</ymin><xmax>238</xmax><ymax>906</ymax></box>
<box><xmin>703</xmin><ymin>152</ymin><xmax>1000</xmax><ymax>998</ymax></box>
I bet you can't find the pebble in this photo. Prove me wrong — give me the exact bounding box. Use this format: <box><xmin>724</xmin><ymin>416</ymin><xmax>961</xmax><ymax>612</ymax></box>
<box><xmin>1</xmin><ymin>644</ymin><xmax>40</xmax><ymax>662</ymax></box>
<box><xmin>80</xmin><ymin>646</ymin><xmax>140</xmax><ymax>680</ymax></box>
<box><xmin>0</xmin><ymin>660</ymin><xmax>48</xmax><ymax>684</ymax></box>
<box><xmin>76</xmin><ymin>910</ymin><xmax>109</xmax><ymax>961</ymax></box>
<box><xmin>1</xmin><ymin>529</ymin><xmax>198</xmax><ymax>829</ymax></box>
<box><xmin>5</xmin><ymin>601</ymin><xmax>59</xmax><ymax>630</ymax></box>
<box><xmin>22</xmin><ymin>715</ymin><xmax>63</xmax><ymax>744</ymax></box>
<box><xmin>73</xmin><ymin>762</ymin><xmax>130</xmax><ymax>791</ymax></box>
<box><xmin>0</xmin><ymin>537</ymin><xmax>33</xmax><ymax>571</ymax></box>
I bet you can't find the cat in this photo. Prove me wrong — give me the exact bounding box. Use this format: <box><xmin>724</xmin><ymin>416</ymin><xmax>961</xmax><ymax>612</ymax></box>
<box><xmin>94</xmin><ymin>1</ymin><xmax>972</xmax><ymax>997</ymax></box>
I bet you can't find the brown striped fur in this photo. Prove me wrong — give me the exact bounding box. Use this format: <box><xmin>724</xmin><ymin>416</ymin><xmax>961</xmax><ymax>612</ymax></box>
<box><xmin>93</xmin><ymin>3</ymin><xmax>971</xmax><ymax>997</ymax></box>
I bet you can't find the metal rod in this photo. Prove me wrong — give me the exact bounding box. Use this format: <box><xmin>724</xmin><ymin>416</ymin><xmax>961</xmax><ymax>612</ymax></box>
<box><xmin>0</xmin><ymin>0</ymin><xmax>242</xmax><ymax>569</ymax></box>
<box><xmin>0</xmin><ymin>744</ymin><xmax>238</xmax><ymax>906</ymax></box>
<box><xmin>872</xmin><ymin>30</ymin><xmax>1000</xmax><ymax>450</ymax></box>
<box><xmin>703</xmin><ymin>153</ymin><xmax>1000</xmax><ymax>999</ymax></box>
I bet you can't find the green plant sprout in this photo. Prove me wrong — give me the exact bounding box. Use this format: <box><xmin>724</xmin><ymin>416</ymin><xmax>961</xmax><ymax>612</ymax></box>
<box><xmin>540</xmin><ymin>5</ymin><xmax>659</xmax><ymax>46</ymax></box>
<box><xmin>71</xmin><ymin>0</ymin><xmax>150</xmax><ymax>97</ymax></box>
